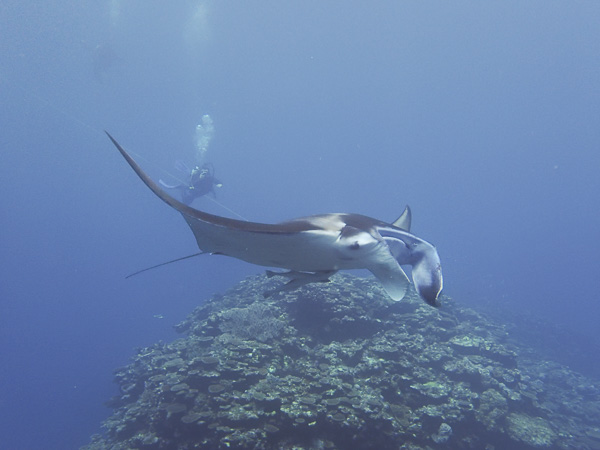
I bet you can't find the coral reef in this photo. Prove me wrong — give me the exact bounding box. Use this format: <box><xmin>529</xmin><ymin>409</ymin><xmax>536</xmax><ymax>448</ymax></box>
<box><xmin>83</xmin><ymin>274</ymin><xmax>600</xmax><ymax>449</ymax></box>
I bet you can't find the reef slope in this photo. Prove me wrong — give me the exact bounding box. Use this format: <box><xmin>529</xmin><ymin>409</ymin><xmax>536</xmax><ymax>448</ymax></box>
<box><xmin>83</xmin><ymin>274</ymin><xmax>600</xmax><ymax>449</ymax></box>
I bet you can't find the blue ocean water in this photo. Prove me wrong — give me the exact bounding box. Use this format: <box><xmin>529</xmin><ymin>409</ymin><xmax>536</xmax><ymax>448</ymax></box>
<box><xmin>1</xmin><ymin>2</ymin><xmax>599</xmax><ymax>448</ymax></box>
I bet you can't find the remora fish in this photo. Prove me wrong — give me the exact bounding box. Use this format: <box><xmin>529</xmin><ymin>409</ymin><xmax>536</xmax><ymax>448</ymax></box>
<box><xmin>106</xmin><ymin>132</ymin><xmax>443</xmax><ymax>306</ymax></box>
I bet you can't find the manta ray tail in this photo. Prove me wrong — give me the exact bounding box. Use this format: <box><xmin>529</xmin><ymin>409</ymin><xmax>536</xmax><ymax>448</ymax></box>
<box><xmin>126</xmin><ymin>252</ymin><xmax>207</xmax><ymax>279</ymax></box>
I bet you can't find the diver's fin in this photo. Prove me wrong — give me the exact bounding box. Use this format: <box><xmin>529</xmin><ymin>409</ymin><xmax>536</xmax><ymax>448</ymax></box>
<box><xmin>126</xmin><ymin>252</ymin><xmax>207</xmax><ymax>279</ymax></box>
<box><xmin>392</xmin><ymin>205</ymin><xmax>412</xmax><ymax>232</ymax></box>
<box><xmin>159</xmin><ymin>179</ymin><xmax>184</xmax><ymax>190</ymax></box>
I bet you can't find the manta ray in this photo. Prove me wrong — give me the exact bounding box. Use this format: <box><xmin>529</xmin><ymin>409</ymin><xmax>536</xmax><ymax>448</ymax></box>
<box><xmin>106</xmin><ymin>132</ymin><xmax>443</xmax><ymax>306</ymax></box>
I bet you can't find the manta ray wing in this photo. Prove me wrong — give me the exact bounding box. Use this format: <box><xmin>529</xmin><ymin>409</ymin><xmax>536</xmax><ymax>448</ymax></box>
<box><xmin>181</xmin><ymin>213</ymin><xmax>340</xmax><ymax>269</ymax></box>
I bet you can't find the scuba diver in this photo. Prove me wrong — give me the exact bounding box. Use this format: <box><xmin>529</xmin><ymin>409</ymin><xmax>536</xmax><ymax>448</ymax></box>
<box><xmin>159</xmin><ymin>161</ymin><xmax>222</xmax><ymax>205</ymax></box>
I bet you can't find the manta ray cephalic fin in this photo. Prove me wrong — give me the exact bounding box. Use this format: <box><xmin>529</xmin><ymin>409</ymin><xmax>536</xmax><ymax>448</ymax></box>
<box><xmin>367</xmin><ymin>246</ymin><xmax>411</xmax><ymax>301</ymax></box>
